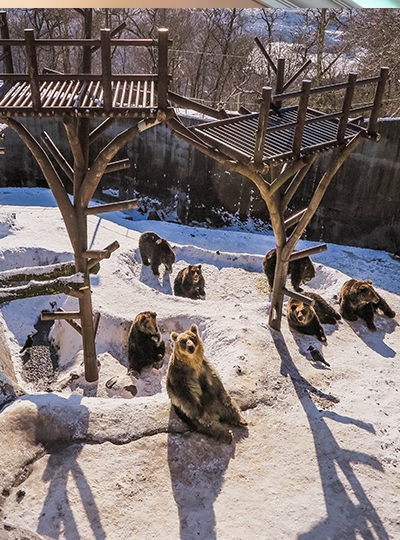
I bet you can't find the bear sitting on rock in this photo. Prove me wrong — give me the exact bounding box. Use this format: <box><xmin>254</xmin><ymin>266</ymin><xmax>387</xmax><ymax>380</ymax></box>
<box><xmin>174</xmin><ymin>265</ymin><xmax>206</xmax><ymax>300</ymax></box>
<box><xmin>138</xmin><ymin>231</ymin><xmax>175</xmax><ymax>276</ymax></box>
<box><xmin>127</xmin><ymin>311</ymin><xmax>166</xmax><ymax>375</ymax></box>
<box><xmin>263</xmin><ymin>248</ymin><xmax>316</xmax><ymax>292</ymax></box>
<box><xmin>166</xmin><ymin>324</ymin><xmax>247</xmax><ymax>444</ymax></box>
<box><xmin>339</xmin><ymin>279</ymin><xmax>395</xmax><ymax>331</ymax></box>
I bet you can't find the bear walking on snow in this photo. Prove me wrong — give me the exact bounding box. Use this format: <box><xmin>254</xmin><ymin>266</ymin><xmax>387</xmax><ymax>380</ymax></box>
<box><xmin>339</xmin><ymin>278</ymin><xmax>395</xmax><ymax>331</ymax></box>
<box><xmin>166</xmin><ymin>324</ymin><xmax>247</xmax><ymax>444</ymax></box>
<box><xmin>127</xmin><ymin>311</ymin><xmax>166</xmax><ymax>374</ymax></box>
<box><xmin>138</xmin><ymin>231</ymin><xmax>175</xmax><ymax>276</ymax></box>
<box><xmin>174</xmin><ymin>264</ymin><xmax>206</xmax><ymax>299</ymax></box>
<box><xmin>262</xmin><ymin>248</ymin><xmax>316</xmax><ymax>292</ymax></box>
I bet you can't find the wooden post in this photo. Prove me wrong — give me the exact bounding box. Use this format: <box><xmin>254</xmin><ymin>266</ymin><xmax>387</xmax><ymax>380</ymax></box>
<box><xmin>0</xmin><ymin>11</ymin><xmax>13</xmax><ymax>73</ymax></box>
<box><xmin>275</xmin><ymin>58</ymin><xmax>285</xmax><ymax>110</ymax></box>
<box><xmin>157</xmin><ymin>28</ymin><xmax>169</xmax><ymax>112</ymax></box>
<box><xmin>101</xmin><ymin>29</ymin><xmax>112</xmax><ymax>113</ymax></box>
<box><xmin>24</xmin><ymin>29</ymin><xmax>41</xmax><ymax>112</ymax></box>
<box><xmin>254</xmin><ymin>87</ymin><xmax>271</xmax><ymax>168</ymax></box>
<box><xmin>367</xmin><ymin>67</ymin><xmax>389</xmax><ymax>135</ymax></box>
<box><xmin>337</xmin><ymin>73</ymin><xmax>357</xmax><ymax>144</ymax></box>
<box><xmin>292</xmin><ymin>80</ymin><xmax>311</xmax><ymax>156</ymax></box>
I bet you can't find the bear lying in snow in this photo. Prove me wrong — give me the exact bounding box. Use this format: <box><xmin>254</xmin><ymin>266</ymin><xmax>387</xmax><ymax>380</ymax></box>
<box><xmin>339</xmin><ymin>279</ymin><xmax>395</xmax><ymax>331</ymax></box>
<box><xmin>262</xmin><ymin>248</ymin><xmax>316</xmax><ymax>292</ymax></box>
<box><xmin>127</xmin><ymin>311</ymin><xmax>166</xmax><ymax>374</ymax></box>
<box><xmin>138</xmin><ymin>231</ymin><xmax>175</xmax><ymax>276</ymax></box>
<box><xmin>302</xmin><ymin>292</ymin><xmax>341</xmax><ymax>325</ymax></box>
<box><xmin>287</xmin><ymin>298</ymin><xmax>327</xmax><ymax>342</ymax></box>
<box><xmin>174</xmin><ymin>265</ymin><xmax>206</xmax><ymax>300</ymax></box>
<box><xmin>166</xmin><ymin>324</ymin><xmax>247</xmax><ymax>444</ymax></box>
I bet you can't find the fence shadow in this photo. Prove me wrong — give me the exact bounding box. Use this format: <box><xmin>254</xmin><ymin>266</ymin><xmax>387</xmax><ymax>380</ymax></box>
<box><xmin>271</xmin><ymin>330</ymin><xmax>389</xmax><ymax>540</ymax></box>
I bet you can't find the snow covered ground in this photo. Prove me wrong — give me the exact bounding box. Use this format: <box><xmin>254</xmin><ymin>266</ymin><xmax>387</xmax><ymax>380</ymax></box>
<box><xmin>0</xmin><ymin>187</ymin><xmax>399</xmax><ymax>540</ymax></box>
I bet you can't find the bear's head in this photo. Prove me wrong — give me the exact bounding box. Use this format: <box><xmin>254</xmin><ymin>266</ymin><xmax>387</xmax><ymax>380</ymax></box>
<box><xmin>354</xmin><ymin>280</ymin><xmax>380</xmax><ymax>305</ymax></box>
<box><xmin>156</xmin><ymin>238</ymin><xmax>176</xmax><ymax>270</ymax></box>
<box><xmin>171</xmin><ymin>324</ymin><xmax>204</xmax><ymax>368</ymax></box>
<box><xmin>134</xmin><ymin>311</ymin><xmax>161</xmax><ymax>340</ymax></box>
<box><xmin>288</xmin><ymin>299</ymin><xmax>315</xmax><ymax>325</ymax></box>
<box><xmin>300</xmin><ymin>257</ymin><xmax>316</xmax><ymax>283</ymax></box>
<box><xmin>188</xmin><ymin>265</ymin><xmax>202</xmax><ymax>283</ymax></box>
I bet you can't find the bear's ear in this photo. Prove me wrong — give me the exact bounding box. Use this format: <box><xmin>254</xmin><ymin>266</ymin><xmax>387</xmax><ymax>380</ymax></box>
<box><xmin>171</xmin><ymin>332</ymin><xmax>178</xmax><ymax>342</ymax></box>
<box><xmin>188</xmin><ymin>265</ymin><xmax>192</xmax><ymax>270</ymax></box>
<box><xmin>156</xmin><ymin>239</ymin><xmax>162</xmax><ymax>245</ymax></box>
<box><xmin>190</xmin><ymin>324</ymin><xmax>198</xmax><ymax>334</ymax></box>
<box><xmin>198</xmin><ymin>264</ymin><xmax>202</xmax><ymax>269</ymax></box>
<box><xmin>367</xmin><ymin>279</ymin><xmax>373</xmax><ymax>285</ymax></box>
<box><xmin>150</xmin><ymin>311</ymin><xmax>157</xmax><ymax>318</ymax></box>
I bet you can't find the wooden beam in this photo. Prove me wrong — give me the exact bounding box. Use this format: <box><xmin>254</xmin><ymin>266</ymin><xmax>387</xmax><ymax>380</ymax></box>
<box><xmin>367</xmin><ymin>66</ymin><xmax>389</xmax><ymax>135</ymax></box>
<box><xmin>275</xmin><ymin>58</ymin><xmax>285</xmax><ymax>110</ymax></box>
<box><xmin>282</xmin><ymin>60</ymin><xmax>311</xmax><ymax>92</ymax></box>
<box><xmin>85</xmin><ymin>198</ymin><xmax>139</xmax><ymax>215</ymax></box>
<box><xmin>40</xmin><ymin>131</ymin><xmax>73</xmax><ymax>182</ymax></box>
<box><xmin>337</xmin><ymin>73</ymin><xmax>357</xmax><ymax>144</ymax></box>
<box><xmin>269</xmin><ymin>158</ymin><xmax>309</xmax><ymax>196</ymax></box>
<box><xmin>157</xmin><ymin>28</ymin><xmax>169</xmax><ymax>111</ymax></box>
<box><xmin>282</xmin><ymin>287</ymin><xmax>314</xmax><ymax>305</ymax></box>
<box><xmin>292</xmin><ymin>80</ymin><xmax>311</xmax><ymax>156</ymax></box>
<box><xmin>288</xmin><ymin>244</ymin><xmax>327</xmax><ymax>262</ymax></box>
<box><xmin>89</xmin><ymin>117</ymin><xmax>115</xmax><ymax>145</ymax></box>
<box><xmin>82</xmin><ymin>240</ymin><xmax>120</xmax><ymax>260</ymax></box>
<box><xmin>93</xmin><ymin>311</ymin><xmax>100</xmax><ymax>338</ymax></box>
<box><xmin>104</xmin><ymin>158</ymin><xmax>131</xmax><ymax>174</ymax></box>
<box><xmin>281</xmin><ymin>155</ymin><xmax>316</xmax><ymax>213</ymax></box>
<box><xmin>284</xmin><ymin>209</ymin><xmax>307</xmax><ymax>230</ymax></box>
<box><xmin>24</xmin><ymin>29</ymin><xmax>41</xmax><ymax>112</ymax></box>
<box><xmin>101</xmin><ymin>29</ymin><xmax>112</xmax><ymax>113</ymax></box>
<box><xmin>63</xmin><ymin>115</ymin><xmax>85</xmax><ymax>171</ymax></box>
<box><xmin>41</xmin><ymin>310</ymin><xmax>81</xmax><ymax>321</ymax></box>
<box><xmin>254</xmin><ymin>37</ymin><xmax>277</xmax><ymax>75</ymax></box>
<box><xmin>254</xmin><ymin>86</ymin><xmax>271</xmax><ymax>168</ymax></box>
<box><xmin>57</xmin><ymin>308</ymin><xmax>83</xmax><ymax>334</ymax></box>
<box><xmin>167</xmin><ymin>91</ymin><xmax>228</xmax><ymax>120</ymax></box>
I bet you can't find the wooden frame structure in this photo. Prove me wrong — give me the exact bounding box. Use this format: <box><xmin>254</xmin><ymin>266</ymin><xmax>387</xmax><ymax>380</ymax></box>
<box><xmin>0</xmin><ymin>10</ymin><xmax>172</xmax><ymax>382</ymax></box>
<box><xmin>166</xmin><ymin>45</ymin><xmax>388</xmax><ymax>331</ymax></box>
<box><xmin>0</xmin><ymin>16</ymin><xmax>388</xmax><ymax>381</ymax></box>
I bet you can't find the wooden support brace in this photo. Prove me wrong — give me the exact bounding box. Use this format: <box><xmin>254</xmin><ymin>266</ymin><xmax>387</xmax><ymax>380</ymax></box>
<box><xmin>282</xmin><ymin>287</ymin><xmax>314</xmax><ymax>305</ymax></box>
<box><xmin>40</xmin><ymin>131</ymin><xmax>73</xmax><ymax>181</ymax></box>
<box><xmin>24</xmin><ymin>29</ymin><xmax>41</xmax><ymax>112</ymax></box>
<box><xmin>101</xmin><ymin>29</ymin><xmax>112</xmax><ymax>112</ymax></box>
<box><xmin>41</xmin><ymin>310</ymin><xmax>81</xmax><ymax>321</ymax></box>
<box><xmin>288</xmin><ymin>244</ymin><xmax>327</xmax><ymax>262</ymax></box>
<box><xmin>55</xmin><ymin>307</ymin><xmax>82</xmax><ymax>334</ymax></box>
<box><xmin>284</xmin><ymin>209</ymin><xmax>307</xmax><ymax>230</ymax></box>
<box><xmin>89</xmin><ymin>117</ymin><xmax>115</xmax><ymax>145</ymax></box>
<box><xmin>254</xmin><ymin>86</ymin><xmax>271</xmax><ymax>168</ymax></box>
<box><xmin>104</xmin><ymin>159</ymin><xmax>131</xmax><ymax>174</ymax></box>
<box><xmin>93</xmin><ymin>311</ymin><xmax>100</xmax><ymax>338</ymax></box>
<box><xmin>85</xmin><ymin>199</ymin><xmax>139</xmax><ymax>215</ymax></box>
<box><xmin>82</xmin><ymin>240</ymin><xmax>120</xmax><ymax>260</ymax></box>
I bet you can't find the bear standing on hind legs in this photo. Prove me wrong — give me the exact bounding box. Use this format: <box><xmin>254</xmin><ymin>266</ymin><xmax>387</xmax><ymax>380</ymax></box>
<box><xmin>138</xmin><ymin>231</ymin><xmax>175</xmax><ymax>276</ymax></box>
<box><xmin>166</xmin><ymin>324</ymin><xmax>247</xmax><ymax>444</ymax></box>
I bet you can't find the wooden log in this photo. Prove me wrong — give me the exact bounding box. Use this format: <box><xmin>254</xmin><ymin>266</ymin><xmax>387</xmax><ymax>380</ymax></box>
<box><xmin>254</xmin><ymin>87</ymin><xmax>271</xmax><ymax>168</ymax></box>
<box><xmin>281</xmin><ymin>155</ymin><xmax>316</xmax><ymax>212</ymax></box>
<box><xmin>0</xmin><ymin>274</ymin><xmax>85</xmax><ymax>304</ymax></box>
<box><xmin>292</xmin><ymin>80</ymin><xmax>311</xmax><ymax>156</ymax></box>
<box><xmin>167</xmin><ymin>91</ymin><xmax>228</xmax><ymax>120</ymax></box>
<box><xmin>93</xmin><ymin>311</ymin><xmax>100</xmax><ymax>338</ymax></box>
<box><xmin>40</xmin><ymin>131</ymin><xmax>73</xmax><ymax>182</ymax></box>
<box><xmin>157</xmin><ymin>28</ymin><xmax>169</xmax><ymax>111</ymax></box>
<box><xmin>0</xmin><ymin>261</ymin><xmax>77</xmax><ymax>285</ymax></box>
<box><xmin>55</xmin><ymin>308</ymin><xmax>82</xmax><ymax>334</ymax></box>
<box><xmin>284</xmin><ymin>209</ymin><xmax>307</xmax><ymax>230</ymax></box>
<box><xmin>367</xmin><ymin>66</ymin><xmax>389</xmax><ymax>135</ymax></box>
<box><xmin>282</xmin><ymin>287</ymin><xmax>314</xmax><ymax>305</ymax></box>
<box><xmin>101</xmin><ymin>29</ymin><xmax>112</xmax><ymax>112</ymax></box>
<box><xmin>89</xmin><ymin>117</ymin><xmax>115</xmax><ymax>145</ymax></box>
<box><xmin>82</xmin><ymin>241</ymin><xmax>120</xmax><ymax>260</ymax></box>
<box><xmin>282</xmin><ymin>60</ymin><xmax>311</xmax><ymax>92</ymax></box>
<box><xmin>337</xmin><ymin>73</ymin><xmax>357</xmax><ymax>144</ymax></box>
<box><xmin>275</xmin><ymin>58</ymin><xmax>285</xmax><ymax>110</ymax></box>
<box><xmin>85</xmin><ymin>198</ymin><xmax>139</xmax><ymax>215</ymax></box>
<box><xmin>63</xmin><ymin>115</ymin><xmax>85</xmax><ymax>171</ymax></box>
<box><xmin>24</xmin><ymin>29</ymin><xmax>41</xmax><ymax>111</ymax></box>
<box><xmin>41</xmin><ymin>310</ymin><xmax>82</xmax><ymax>321</ymax></box>
<box><xmin>254</xmin><ymin>37</ymin><xmax>277</xmax><ymax>74</ymax></box>
<box><xmin>104</xmin><ymin>159</ymin><xmax>131</xmax><ymax>174</ymax></box>
<box><xmin>288</xmin><ymin>244</ymin><xmax>327</xmax><ymax>262</ymax></box>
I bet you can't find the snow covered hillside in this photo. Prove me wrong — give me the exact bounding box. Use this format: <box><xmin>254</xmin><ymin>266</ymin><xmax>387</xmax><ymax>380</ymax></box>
<box><xmin>0</xmin><ymin>187</ymin><xmax>399</xmax><ymax>540</ymax></box>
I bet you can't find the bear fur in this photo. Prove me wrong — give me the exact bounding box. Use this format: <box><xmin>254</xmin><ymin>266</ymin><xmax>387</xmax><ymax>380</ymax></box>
<box><xmin>138</xmin><ymin>231</ymin><xmax>175</xmax><ymax>276</ymax></box>
<box><xmin>166</xmin><ymin>324</ymin><xmax>247</xmax><ymax>444</ymax></box>
<box><xmin>287</xmin><ymin>298</ymin><xmax>327</xmax><ymax>342</ymax></box>
<box><xmin>339</xmin><ymin>279</ymin><xmax>396</xmax><ymax>331</ymax></box>
<box><xmin>302</xmin><ymin>292</ymin><xmax>341</xmax><ymax>325</ymax></box>
<box><xmin>262</xmin><ymin>248</ymin><xmax>316</xmax><ymax>292</ymax></box>
<box><xmin>174</xmin><ymin>265</ymin><xmax>206</xmax><ymax>300</ymax></box>
<box><xmin>127</xmin><ymin>311</ymin><xmax>166</xmax><ymax>374</ymax></box>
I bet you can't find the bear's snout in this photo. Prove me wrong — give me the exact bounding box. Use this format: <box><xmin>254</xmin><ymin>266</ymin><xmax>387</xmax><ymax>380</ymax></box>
<box><xmin>186</xmin><ymin>340</ymin><xmax>196</xmax><ymax>354</ymax></box>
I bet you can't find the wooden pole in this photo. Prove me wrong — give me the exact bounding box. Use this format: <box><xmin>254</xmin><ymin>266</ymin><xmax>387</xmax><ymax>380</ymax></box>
<box><xmin>0</xmin><ymin>11</ymin><xmax>13</xmax><ymax>73</ymax></box>
<box><xmin>24</xmin><ymin>29</ymin><xmax>41</xmax><ymax>112</ymax></box>
<box><xmin>157</xmin><ymin>28</ymin><xmax>169</xmax><ymax>111</ymax></box>
<box><xmin>254</xmin><ymin>87</ymin><xmax>271</xmax><ymax>168</ymax></box>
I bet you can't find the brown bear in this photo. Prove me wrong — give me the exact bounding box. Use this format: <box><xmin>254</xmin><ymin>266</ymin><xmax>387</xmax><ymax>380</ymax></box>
<box><xmin>287</xmin><ymin>298</ymin><xmax>327</xmax><ymax>342</ymax></box>
<box><xmin>166</xmin><ymin>324</ymin><xmax>247</xmax><ymax>444</ymax></box>
<box><xmin>339</xmin><ymin>279</ymin><xmax>396</xmax><ymax>331</ymax></box>
<box><xmin>301</xmin><ymin>292</ymin><xmax>341</xmax><ymax>325</ymax></box>
<box><xmin>138</xmin><ymin>231</ymin><xmax>175</xmax><ymax>276</ymax></box>
<box><xmin>173</xmin><ymin>265</ymin><xmax>206</xmax><ymax>300</ymax></box>
<box><xmin>262</xmin><ymin>248</ymin><xmax>316</xmax><ymax>292</ymax></box>
<box><xmin>127</xmin><ymin>311</ymin><xmax>166</xmax><ymax>374</ymax></box>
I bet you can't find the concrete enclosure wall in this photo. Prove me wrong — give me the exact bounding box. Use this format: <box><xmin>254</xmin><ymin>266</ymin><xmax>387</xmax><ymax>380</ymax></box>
<box><xmin>1</xmin><ymin>117</ymin><xmax>399</xmax><ymax>253</ymax></box>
